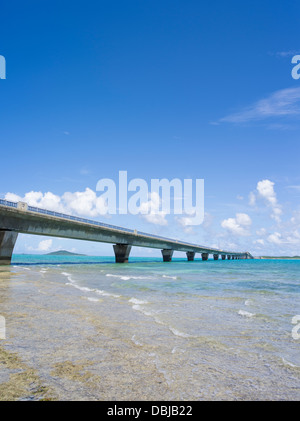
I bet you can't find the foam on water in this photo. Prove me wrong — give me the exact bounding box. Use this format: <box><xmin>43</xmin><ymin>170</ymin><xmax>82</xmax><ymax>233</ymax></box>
<box><xmin>238</xmin><ymin>309</ymin><xmax>256</xmax><ymax>318</ymax></box>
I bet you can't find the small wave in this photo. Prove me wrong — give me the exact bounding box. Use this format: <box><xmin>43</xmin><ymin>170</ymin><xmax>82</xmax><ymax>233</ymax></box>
<box><xmin>171</xmin><ymin>347</ymin><xmax>186</xmax><ymax>354</ymax></box>
<box><xmin>65</xmin><ymin>283</ymin><xmax>94</xmax><ymax>293</ymax></box>
<box><xmin>106</xmin><ymin>274</ymin><xmax>131</xmax><ymax>281</ymax></box>
<box><xmin>244</xmin><ymin>299</ymin><xmax>253</xmax><ymax>306</ymax></box>
<box><xmin>61</xmin><ymin>272</ymin><xmax>71</xmax><ymax>276</ymax></box>
<box><xmin>106</xmin><ymin>273</ymin><xmax>152</xmax><ymax>281</ymax></box>
<box><xmin>162</xmin><ymin>275</ymin><xmax>177</xmax><ymax>280</ymax></box>
<box><xmin>129</xmin><ymin>297</ymin><xmax>148</xmax><ymax>305</ymax></box>
<box><xmin>169</xmin><ymin>327</ymin><xmax>193</xmax><ymax>338</ymax></box>
<box><xmin>131</xmin><ymin>304</ymin><xmax>153</xmax><ymax>316</ymax></box>
<box><xmin>238</xmin><ymin>309</ymin><xmax>255</xmax><ymax>318</ymax></box>
<box><xmin>61</xmin><ymin>271</ymin><xmax>77</xmax><ymax>284</ymax></box>
<box><xmin>131</xmin><ymin>335</ymin><xmax>143</xmax><ymax>346</ymax></box>
<box><xmin>65</xmin><ymin>280</ymin><xmax>120</xmax><ymax>298</ymax></box>
<box><xmin>282</xmin><ymin>357</ymin><xmax>300</xmax><ymax>368</ymax></box>
<box><xmin>87</xmin><ymin>297</ymin><xmax>99</xmax><ymax>302</ymax></box>
<box><xmin>94</xmin><ymin>289</ymin><xmax>120</xmax><ymax>298</ymax></box>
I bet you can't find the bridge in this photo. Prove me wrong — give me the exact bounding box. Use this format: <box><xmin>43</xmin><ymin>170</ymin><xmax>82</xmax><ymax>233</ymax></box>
<box><xmin>0</xmin><ymin>199</ymin><xmax>253</xmax><ymax>265</ymax></box>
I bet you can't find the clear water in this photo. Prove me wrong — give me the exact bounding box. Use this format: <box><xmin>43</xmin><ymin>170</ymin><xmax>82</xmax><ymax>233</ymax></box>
<box><xmin>0</xmin><ymin>255</ymin><xmax>299</xmax><ymax>400</ymax></box>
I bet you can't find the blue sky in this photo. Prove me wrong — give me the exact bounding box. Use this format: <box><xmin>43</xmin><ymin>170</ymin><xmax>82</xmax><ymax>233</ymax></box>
<box><xmin>1</xmin><ymin>0</ymin><xmax>300</xmax><ymax>256</ymax></box>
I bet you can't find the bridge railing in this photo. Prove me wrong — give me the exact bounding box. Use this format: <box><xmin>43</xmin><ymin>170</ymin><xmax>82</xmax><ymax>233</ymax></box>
<box><xmin>26</xmin><ymin>205</ymin><xmax>136</xmax><ymax>234</ymax></box>
<box><xmin>0</xmin><ymin>198</ymin><xmax>244</xmax><ymax>254</ymax></box>
<box><xmin>0</xmin><ymin>199</ymin><xmax>18</xmax><ymax>208</ymax></box>
<box><xmin>0</xmin><ymin>199</ymin><xmax>207</xmax><ymax>247</ymax></box>
<box><xmin>0</xmin><ymin>199</ymin><xmax>135</xmax><ymax>234</ymax></box>
<box><xmin>0</xmin><ymin>199</ymin><xmax>189</xmax><ymax>244</ymax></box>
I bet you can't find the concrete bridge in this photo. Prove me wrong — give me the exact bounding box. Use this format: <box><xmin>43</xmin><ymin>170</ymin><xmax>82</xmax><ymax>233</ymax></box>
<box><xmin>0</xmin><ymin>199</ymin><xmax>253</xmax><ymax>264</ymax></box>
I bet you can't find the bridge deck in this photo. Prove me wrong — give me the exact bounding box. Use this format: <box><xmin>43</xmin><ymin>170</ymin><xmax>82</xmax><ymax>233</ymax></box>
<box><xmin>0</xmin><ymin>199</ymin><xmax>253</xmax><ymax>263</ymax></box>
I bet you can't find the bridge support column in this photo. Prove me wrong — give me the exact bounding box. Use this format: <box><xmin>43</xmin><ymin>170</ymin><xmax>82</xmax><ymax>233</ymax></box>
<box><xmin>221</xmin><ymin>255</ymin><xmax>226</xmax><ymax>260</ymax></box>
<box><xmin>113</xmin><ymin>244</ymin><xmax>132</xmax><ymax>263</ymax></box>
<box><xmin>0</xmin><ymin>231</ymin><xmax>18</xmax><ymax>265</ymax></box>
<box><xmin>161</xmin><ymin>249</ymin><xmax>173</xmax><ymax>262</ymax></box>
<box><xmin>227</xmin><ymin>255</ymin><xmax>231</xmax><ymax>260</ymax></box>
<box><xmin>202</xmin><ymin>253</ymin><xmax>209</xmax><ymax>261</ymax></box>
<box><xmin>213</xmin><ymin>254</ymin><xmax>219</xmax><ymax>260</ymax></box>
<box><xmin>186</xmin><ymin>251</ymin><xmax>195</xmax><ymax>261</ymax></box>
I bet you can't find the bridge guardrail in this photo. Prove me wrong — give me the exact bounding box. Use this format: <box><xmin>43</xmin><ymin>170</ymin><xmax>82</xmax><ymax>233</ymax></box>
<box><xmin>0</xmin><ymin>198</ymin><xmax>245</xmax><ymax>255</ymax></box>
<box><xmin>0</xmin><ymin>199</ymin><xmax>18</xmax><ymax>208</ymax></box>
<box><xmin>0</xmin><ymin>199</ymin><xmax>135</xmax><ymax>234</ymax></box>
<box><xmin>0</xmin><ymin>199</ymin><xmax>204</xmax><ymax>247</ymax></box>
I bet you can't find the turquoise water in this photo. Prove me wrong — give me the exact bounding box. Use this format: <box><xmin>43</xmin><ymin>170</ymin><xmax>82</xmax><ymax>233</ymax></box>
<box><xmin>1</xmin><ymin>255</ymin><xmax>300</xmax><ymax>400</ymax></box>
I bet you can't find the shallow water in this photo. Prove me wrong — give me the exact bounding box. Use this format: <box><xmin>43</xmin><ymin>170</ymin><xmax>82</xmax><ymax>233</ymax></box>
<box><xmin>0</xmin><ymin>256</ymin><xmax>299</xmax><ymax>400</ymax></box>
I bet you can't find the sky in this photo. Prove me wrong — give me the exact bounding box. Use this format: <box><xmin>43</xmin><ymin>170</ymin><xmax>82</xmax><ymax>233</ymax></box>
<box><xmin>1</xmin><ymin>0</ymin><xmax>300</xmax><ymax>257</ymax></box>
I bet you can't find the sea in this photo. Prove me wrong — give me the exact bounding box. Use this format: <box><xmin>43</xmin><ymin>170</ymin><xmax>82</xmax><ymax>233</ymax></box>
<box><xmin>0</xmin><ymin>255</ymin><xmax>299</xmax><ymax>400</ymax></box>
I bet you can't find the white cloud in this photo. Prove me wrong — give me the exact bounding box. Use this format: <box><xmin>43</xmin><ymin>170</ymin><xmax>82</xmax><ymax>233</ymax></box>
<box><xmin>254</xmin><ymin>239</ymin><xmax>265</xmax><ymax>246</ymax></box>
<box><xmin>5</xmin><ymin>188</ymin><xmax>109</xmax><ymax>218</ymax></box>
<box><xmin>218</xmin><ymin>87</ymin><xmax>300</xmax><ymax>124</ymax></box>
<box><xmin>27</xmin><ymin>239</ymin><xmax>53</xmax><ymax>252</ymax></box>
<box><xmin>138</xmin><ymin>192</ymin><xmax>168</xmax><ymax>226</ymax></box>
<box><xmin>287</xmin><ymin>185</ymin><xmax>300</xmax><ymax>191</ymax></box>
<box><xmin>257</xmin><ymin>180</ymin><xmax>277</xmax><ymax>205</ymax></box>
<box><xmin>256</xmin><ymin>228</ymin><xmax>267</xmax><ymax>236</ymax></box>
<box><xmin>221</xmin><ymin>213</ymin><xmax>252</xmax><ymax>236</ymax></box>
<box><xmin>248</xmin><ymin>179</ymin><xmax>282</xmax><ymax>223</ymax></box>
<box><xmin>256</xmin><ymin>179</ymin><xmax>282</xmax><ymax>222</ymax></box>
<box><xmin>248</xmin><ymin>191</ymin><xmax>256</xmax><ymax>206</ymax></box>
<box><xmin>267</xmin><ymin>232</ymin><xmax>282</xmax><ymax>245</ymax></box>
<box><xmin>38</xmin><ymin>239</ymin><xmax>53</xmax><ymax>251</ymax></box>
<box><xmin>63</xmin><ymin>188</ymin><xmax>108</xmax><ymax>217</ymax></box>
<box><xmin>176</xmin><ymin>215</ymin><xmax>194</xmax><ymax>233</ymax></box>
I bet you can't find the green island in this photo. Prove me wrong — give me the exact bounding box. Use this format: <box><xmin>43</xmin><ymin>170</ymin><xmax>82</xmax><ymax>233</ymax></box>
<box><xmin>258</xmin><ymin>256</ymin><xmax>300</xmax><ymax>259</ymax></box>
<box><xmin>45</xmin><ymin>250</ymin><xmax>86</xmax><ymax>256</ymax></box>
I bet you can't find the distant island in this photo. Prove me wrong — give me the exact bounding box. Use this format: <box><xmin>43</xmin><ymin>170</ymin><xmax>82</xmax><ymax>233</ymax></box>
<box><xmin>256</xmin><ymin>256</ymin><xmax>300</xmax><ymax>259</ymax></box>
<box><xmin>45</xmin><ymin>250</ymin><xmax>86</xmax><ymax>256</ymax></box>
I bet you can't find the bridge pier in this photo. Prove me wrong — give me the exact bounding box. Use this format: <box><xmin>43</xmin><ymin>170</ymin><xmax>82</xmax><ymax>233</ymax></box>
<box><xmin>202</xmin><ymin>253</ymin><xmax>209</xmax><ymax>261</ymax></box>
<box><xmin>113</xmin><ymin>244</ymin><xmax>132</xmax><ymax>263</ymax></box>
<box><xmin>221</xmin><ymin>255</ymin><xmax>226</xmax><ymax>260</ymax></box>
<box><xmin>186</xmin><ymin>251</ymin><xmax>195</xmax><ymax>261</ymax></box>
<box><xmin>161</xmin><ymin>249</ymin><xmax>173</xmax><ymax>262</ymax></box>
<box><xmin>213</xmin><ymin>254</ymin><xmax>219</xmax><ymax>260</ymax></box>
<box><xmin>227</xmin><ymin>255</ymin><xmax>231</xmax><ymax>260</ymax></box>
<box><xmin>0</xmin><ymin>230</ymin><xmax>18</xmax><ymax>265</ymax></box>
